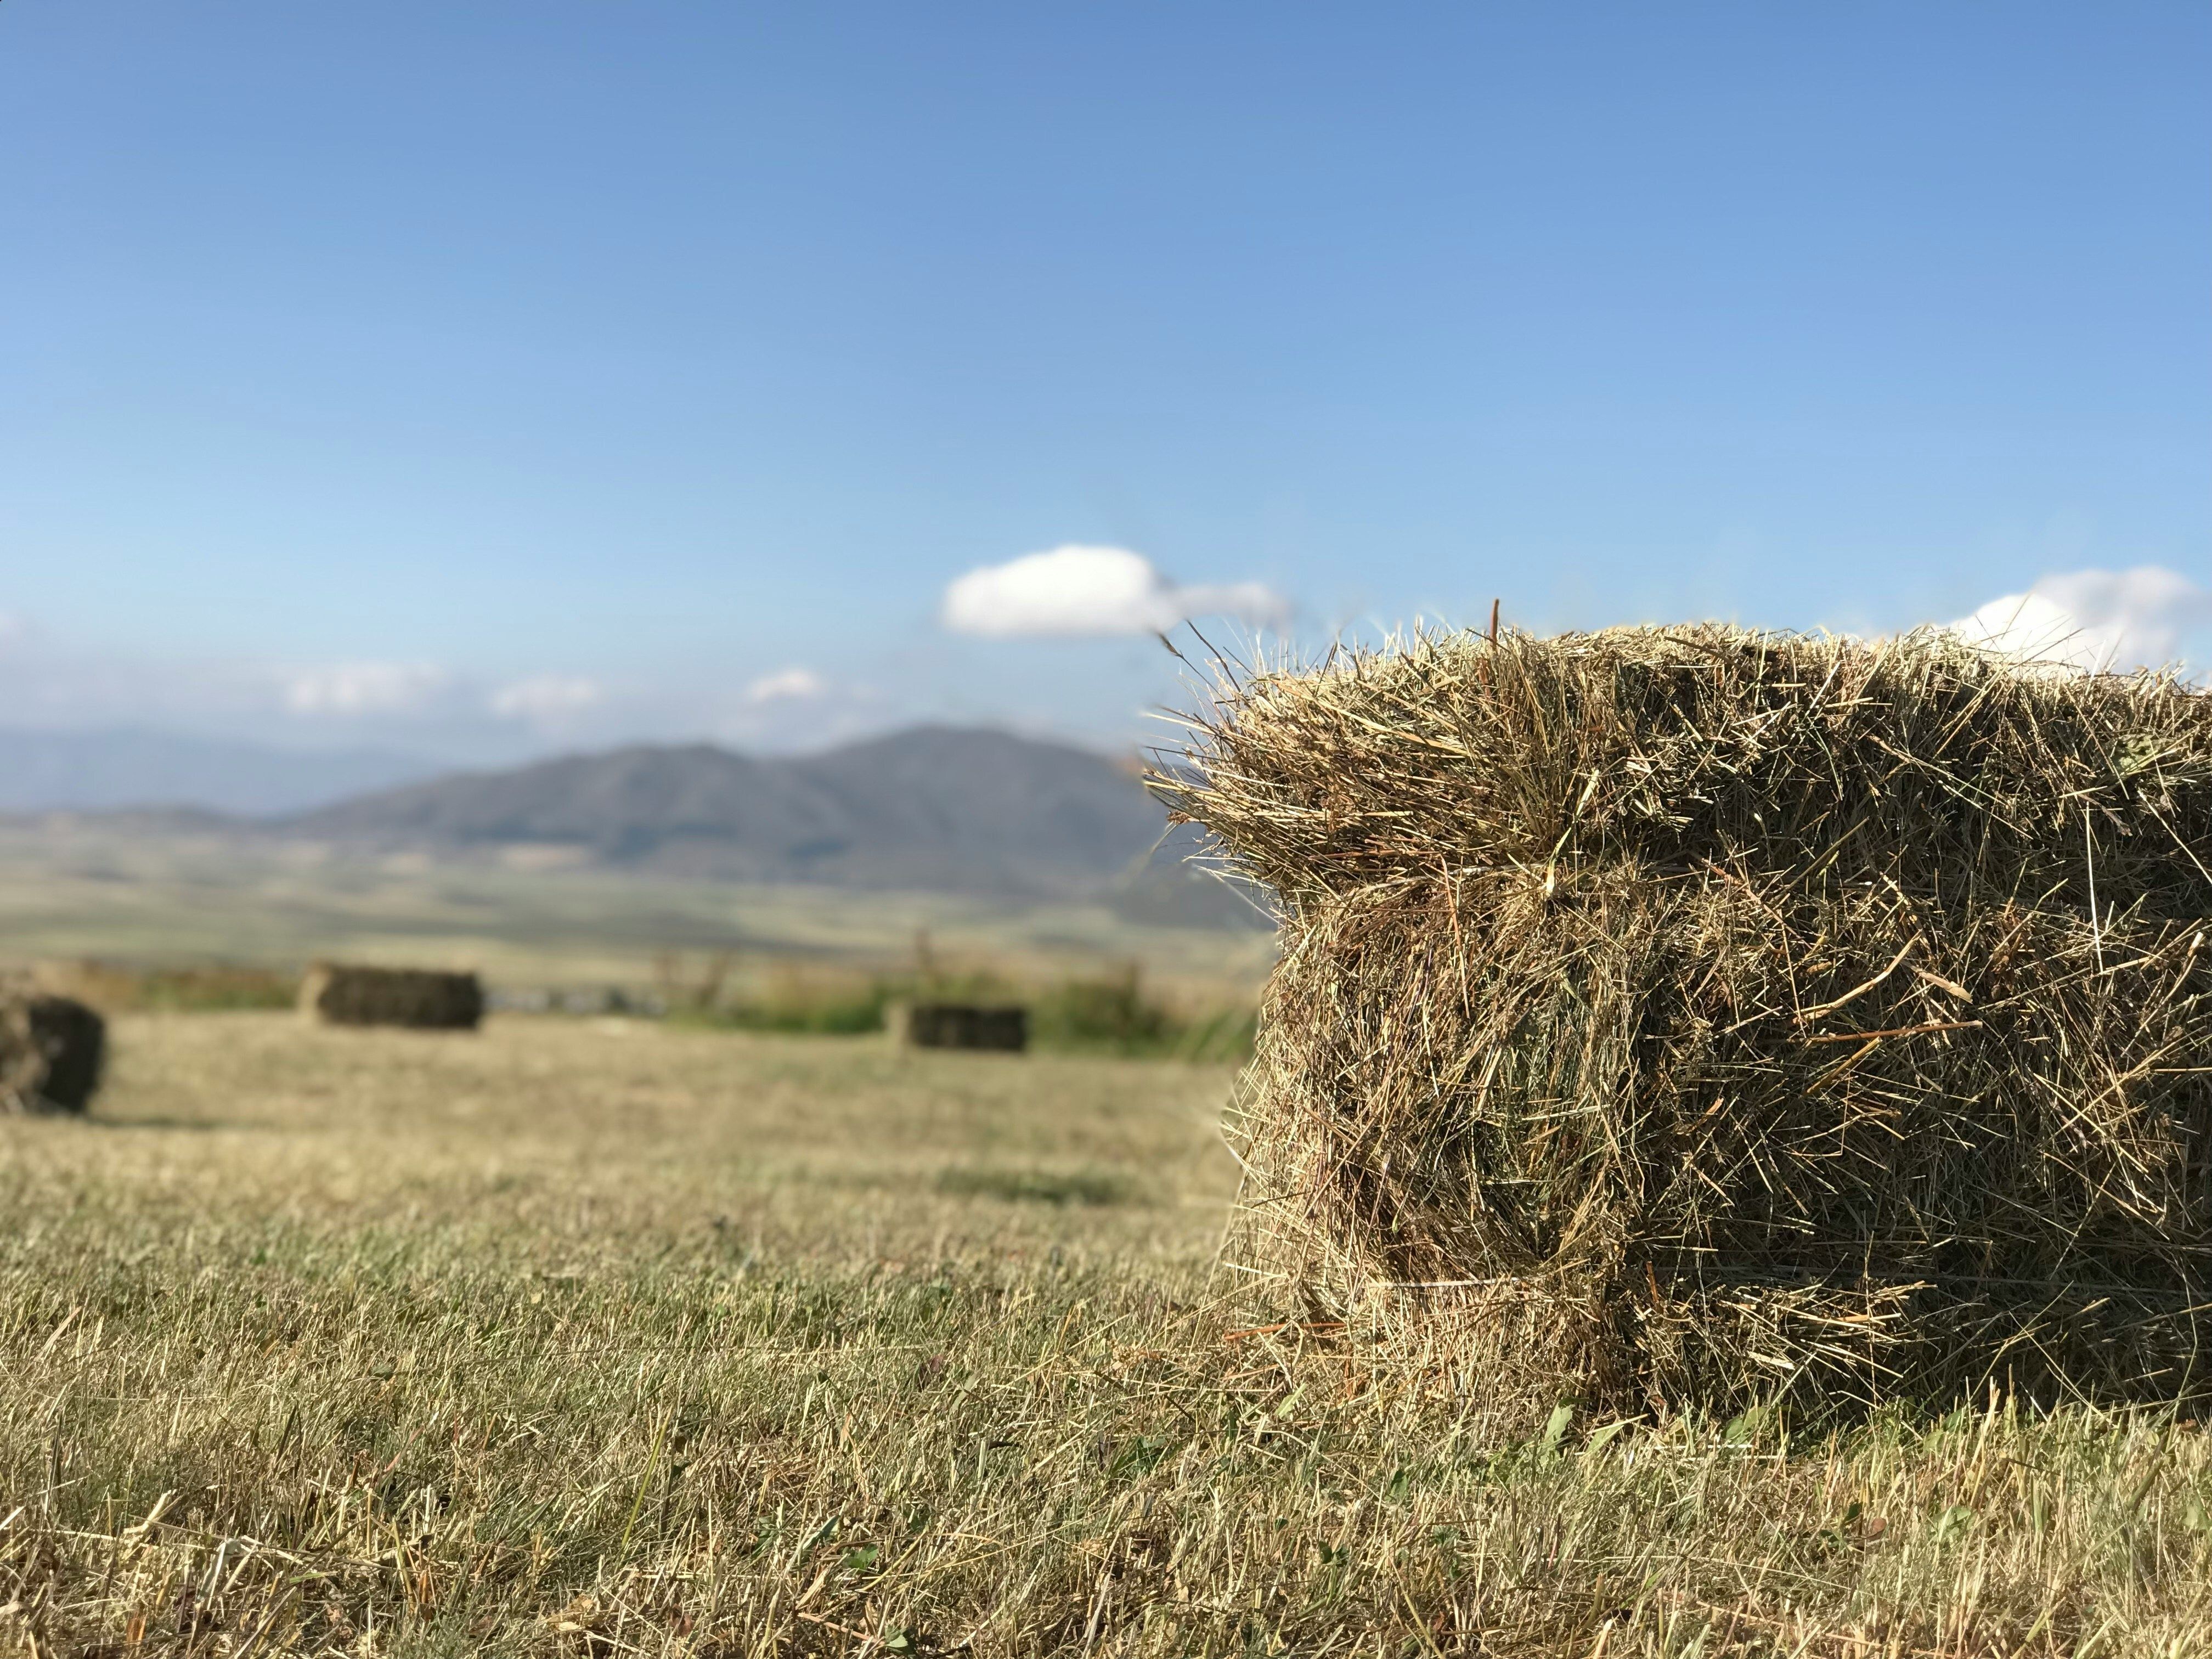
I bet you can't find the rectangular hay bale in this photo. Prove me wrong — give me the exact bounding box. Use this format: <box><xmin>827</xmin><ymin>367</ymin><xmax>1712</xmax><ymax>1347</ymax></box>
<box><xmin>300</xmin><ymin>963</ymin><xmax>484</xmax><ymax>1030</ymax></box>
<box><xmin>895</xmin><ymin>1001</ymin><xmax>1029</xmax><ymax>1052</ymax></box>
<box><xmin>1163</xmin><ymin>624</ymin><xmax>2212</xmax><ymax>1414</ymax></box>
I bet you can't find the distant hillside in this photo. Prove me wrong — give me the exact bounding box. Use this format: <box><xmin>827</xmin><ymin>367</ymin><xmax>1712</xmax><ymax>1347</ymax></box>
<box><xmin>287</xmin><ymin>724</ymin><xmax>1225</xmax><ymax>902</ymax></box>
<box><xmin>0</xmin><ymin>726</ymin><xmax>438</xmax><ymax>815</ymax></box>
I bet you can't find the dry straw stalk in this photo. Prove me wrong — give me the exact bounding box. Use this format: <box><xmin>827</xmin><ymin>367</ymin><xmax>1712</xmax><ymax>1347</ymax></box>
<box><xmin>1161</xmin><ymin>622</ymin><xmax>2212</xmax><ymax>1417</ymax></box>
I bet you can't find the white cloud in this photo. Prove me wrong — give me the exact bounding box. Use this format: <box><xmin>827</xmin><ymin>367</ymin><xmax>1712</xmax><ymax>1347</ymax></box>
<box><xmin>716</xmin><ymin>668</ymin><xmax>891</xmax><ymax>751</ymax></box>
<box><xmin>744</xmin><ymin>666</ymin><xmax>828</xmax><ymax>704</ymax></box>
<box><xmin>1945</xmin><ymin>566</ymin><xmax>2212</xmax><ymax>673</ymax></box>
<box><xmin>940</xmin><ymin>544</ymin><xmax>1289</xmax><ymax>638</ymax></box>
<box><xmin>488</xmin><ymin>674</ymin><xmax>606</xmax><ymax>720</ymax></box>
<box><xmin>283</xmin><ymin>661</ymin><xmax>452</xmax><ymax>716</ymax></box>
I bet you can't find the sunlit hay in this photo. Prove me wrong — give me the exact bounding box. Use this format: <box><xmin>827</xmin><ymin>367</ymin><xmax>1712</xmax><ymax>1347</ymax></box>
<box><xmin>1161</xmin><ymin>622</ymin><xmax>2212</xmax><ymax>1417</ymax></box>
<box><xmin>298</xmin><ymin>962</ymin><xmax>484</xmax><ymax>1030</ymax></box>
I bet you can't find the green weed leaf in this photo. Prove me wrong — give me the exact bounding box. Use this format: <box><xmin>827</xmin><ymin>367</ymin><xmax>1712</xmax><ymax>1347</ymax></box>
<box><xmin>1542</xmin><ymin>1403</ymin><xmax>1576</xmax><ymax>1455</ymax></box>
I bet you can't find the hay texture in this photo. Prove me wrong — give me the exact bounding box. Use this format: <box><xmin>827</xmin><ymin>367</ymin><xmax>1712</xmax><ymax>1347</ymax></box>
<box><xmin>300</xmin><ymin>963</ymin><xmax>484</xmax><ymax>1030</ymax></box>
<box><xmin>0</xmin><ymin>993</ymin><xmax>105</xmax><ymax>1114</ymax></box>
<box><xmin>1164</xmin><ymin>624</ymin><xmax>2212</xmax><ymax>1414</ymax></box>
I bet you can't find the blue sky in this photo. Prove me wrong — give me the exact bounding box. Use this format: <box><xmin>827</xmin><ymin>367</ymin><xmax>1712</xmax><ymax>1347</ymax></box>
<box><xmin>2</xmin><ymin>2</ymin><xmax>2207</xmax><ymax>760</ymax></box>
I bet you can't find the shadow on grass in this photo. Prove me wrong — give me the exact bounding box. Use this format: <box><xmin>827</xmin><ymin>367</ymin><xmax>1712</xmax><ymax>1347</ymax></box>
<box><xmin>933</xmin><ymin>1166</ymin><xmax>1142</xmax><ymax>1207</ymax></box>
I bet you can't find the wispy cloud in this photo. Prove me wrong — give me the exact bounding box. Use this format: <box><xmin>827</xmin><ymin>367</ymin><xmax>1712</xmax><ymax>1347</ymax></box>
<box><xmin>282</xmin><ymin>661</ymin><xmax>453</xmax><ymax>716</ymax></box>
<box><xmin>713</xmin><ymin>666</ymin><xmax>893</xmax><ymax>752</ymax></box>
<box><xmin>940</xmin><ymin>545</ymin><xmax>1288</xmax><ymax>638</ymax></box>
<box><xmin>488</xmin><ymin>674</ymin><xmax>606</xmax><ymax>721</ymax></box>
<box><xmin>1945</xmin><ymin>567</ymin><xmax>2212</xmax><ymax>673</ymax></box>
<box><xmin>744</xmin><ymin>667</ymin><xmax>828</xmax><ymax>704</ymax></box>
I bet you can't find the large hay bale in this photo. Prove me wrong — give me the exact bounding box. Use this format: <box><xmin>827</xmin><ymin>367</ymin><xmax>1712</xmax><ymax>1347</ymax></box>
<box><xmin>300</xmin><ymin>963</ymin><xmax>484</xmax><ymax>1030</ymax></box>
<box><xmin>893</xmin><ymin>1001</ymin><xmax>1029</xmax><ymax>1052</ymax></box>
<box><xmin>1164</xmin><ymin>624</ymin><xmax>2212</xmax><ymax>1414</ymax></box>
<box><xmin>0</xmin><ymin>993</ymin><xmax>105</xmax><ymax>1114</ymax></box>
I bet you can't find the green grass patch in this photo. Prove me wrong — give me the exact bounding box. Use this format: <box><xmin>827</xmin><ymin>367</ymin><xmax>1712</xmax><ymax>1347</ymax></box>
<box><xmin>35</xmin><ymin>958</ymin><xmax>300</xmax><ymax>1012</ymax></box>
<box><xmin>673</xmin><ymin>960</ymin><xmax>1257</xmax><ymax>1060</ymax></box>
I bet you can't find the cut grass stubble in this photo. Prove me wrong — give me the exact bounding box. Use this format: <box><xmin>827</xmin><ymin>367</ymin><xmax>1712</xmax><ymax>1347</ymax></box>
<box><xmin>3</xmin><ymin>1015</ymin><xmax>2212</xmax><ymax>1655</ymax></box>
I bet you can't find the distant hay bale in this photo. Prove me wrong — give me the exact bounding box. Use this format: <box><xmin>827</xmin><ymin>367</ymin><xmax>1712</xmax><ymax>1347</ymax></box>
<box><xmin>1163</xmin><ymin>623</ymin><xmax>2212</xmax><ymax>1415</ymax></box>
<box><xmin>0</xmin><ymin>993</ymin><xmax>106</xmax><ymax>1114</ymax></box>
<box><xmin>891</xmin><ymin>1000</ymin><xmax>1029</xmax><ymax>1052</ymax></box>
<box><xmin>299</xmin><ymin>963</ymin><xmax>484</xmax><ymax>1030</ymax></box>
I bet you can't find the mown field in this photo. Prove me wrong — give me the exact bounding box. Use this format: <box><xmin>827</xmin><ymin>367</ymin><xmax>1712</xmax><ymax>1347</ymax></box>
<box><xmin>0</xmin><ymin>822</ymin><xmax>1274</xmax><ymax>997</ymax></box>
<box><xmin>6</xmin><ymin>1014</ymin><xmax>2212</xmax><ymax>1656</ymax></box>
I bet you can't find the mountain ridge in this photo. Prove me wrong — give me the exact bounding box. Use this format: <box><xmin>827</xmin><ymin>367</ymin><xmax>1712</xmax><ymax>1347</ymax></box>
<box><xmin>2</xmin><ymin>721</ymin><xmax>1261</xmax><ymax>924</ymax></box>
<box><xmin>284</xmin><ymin>723</ymin><xmax>1186</xmax><ymax>899</ymax></box>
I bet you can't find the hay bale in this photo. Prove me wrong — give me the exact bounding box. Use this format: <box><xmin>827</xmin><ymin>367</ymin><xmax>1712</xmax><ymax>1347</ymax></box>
<box><xmin>300</xmin><ymin>963</ymin><xmax>484</xmax><ymax>1030</ymax></box>
<box><xmin>894</xmin><ymin>1001</ymin><xmax>1028</xmax><ymax>1052</ymax></box>
<box><xmin>1163</xmin><ymin>623</ymin><xmax>2212</xmax><ymax>1414</ymax></box>
<box><xmin>0</xmin><ymin>993</ymin><xmax>105</xmax><ymax>1114</ymax></box>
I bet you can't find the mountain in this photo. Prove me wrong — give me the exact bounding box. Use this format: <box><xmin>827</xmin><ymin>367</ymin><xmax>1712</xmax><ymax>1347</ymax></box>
<box><xmin>287</xmin><ymin>725</ymin><xmax>1199</xmax><ymax>899</ymax></box>
<box><xmin>0</xmin><ymin>726</ymin><xmax>439</xmax><ymax>816</ymax></box>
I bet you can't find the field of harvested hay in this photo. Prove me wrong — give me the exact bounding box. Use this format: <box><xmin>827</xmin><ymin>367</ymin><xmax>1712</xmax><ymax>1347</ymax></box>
<box><xmin>3</xmin><ymin>1013</ymin><xmax>2212</xmax><ymax>1655</ymax></box>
